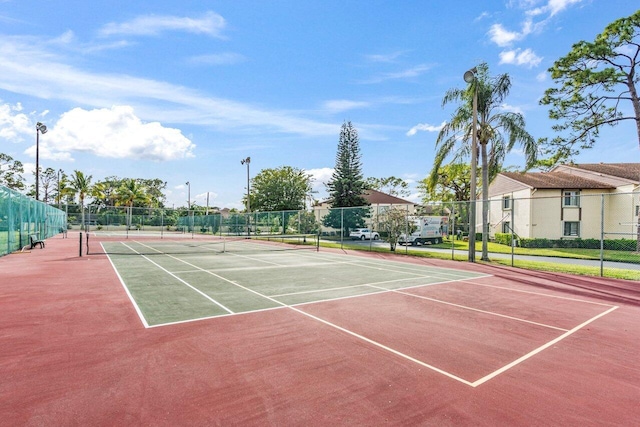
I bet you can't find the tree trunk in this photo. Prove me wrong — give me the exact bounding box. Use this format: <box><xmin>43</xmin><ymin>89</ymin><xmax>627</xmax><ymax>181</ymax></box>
<box><xmin>626</xmin><ymin>77</ymin><xmax>640</xmax><ymax>252</ymax></box>
<box><xmin>481</xmin><ymin>142</ymin><xmax>490</xmax><ymax>261</ymax></box>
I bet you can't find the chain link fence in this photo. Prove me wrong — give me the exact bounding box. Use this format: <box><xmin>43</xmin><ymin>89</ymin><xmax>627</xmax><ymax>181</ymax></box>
<box><xmin>0</xmin><ymin>185</ymin><xmax>67</xmax><ymax>256</ymax></box>
<box><xmin>82</xmin><ymin>205</ymin><xmax>320</xmax><ymax>237</ymax></box>
<box><xmin>76</xmin><ymin>193</ymin><xmax>640</xmax><ymax>279</ymax></box>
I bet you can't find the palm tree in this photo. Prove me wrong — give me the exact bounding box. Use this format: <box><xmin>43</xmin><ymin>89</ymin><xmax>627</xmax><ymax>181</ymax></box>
<box><xmin>429</xmin><ymin>63</ymin><xmax>537</xmax><ymax>261</ymax></box>
<box><xmin>116</xmin><ymin>179</ymin><xmax>150</xmax><ymax>229</ymax></box>
<box><xmin>69</xmin><ymin>170</ymin><xmax>93</xmax><ymax>229</ymax></box>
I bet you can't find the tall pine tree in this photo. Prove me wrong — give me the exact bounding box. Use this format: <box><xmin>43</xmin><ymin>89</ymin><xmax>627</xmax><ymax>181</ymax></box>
<box><xmin>323</xmin><ymin>121</ymin><xmax>369</xmax><ymax>232</ymax></box>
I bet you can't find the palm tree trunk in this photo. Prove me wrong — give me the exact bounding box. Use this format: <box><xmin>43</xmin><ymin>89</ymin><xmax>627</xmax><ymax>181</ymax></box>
<box><xmin>481</xmin><ymin>142</ymin><xmax>490</xmax><ymax>261</ymax></box>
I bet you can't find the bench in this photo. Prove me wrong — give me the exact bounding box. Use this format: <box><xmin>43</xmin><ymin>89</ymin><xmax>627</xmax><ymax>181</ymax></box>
<box><xmin>29</xmin><ymin>234</ymin><xmax>45</xmax><ymax>249</ymax></box>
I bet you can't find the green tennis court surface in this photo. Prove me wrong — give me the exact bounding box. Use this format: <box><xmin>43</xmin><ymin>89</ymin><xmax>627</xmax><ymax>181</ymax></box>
<box><xmin>103</xmin><ymin>240</ymin><xmax>488</xmax><ymax>327</ymax></box>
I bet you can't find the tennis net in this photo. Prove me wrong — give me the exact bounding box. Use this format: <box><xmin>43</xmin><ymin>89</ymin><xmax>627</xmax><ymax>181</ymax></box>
<box><xmin>85</xmin><ymin>232</ymin><xmax>319</xmax><ymax>256</ymax></box>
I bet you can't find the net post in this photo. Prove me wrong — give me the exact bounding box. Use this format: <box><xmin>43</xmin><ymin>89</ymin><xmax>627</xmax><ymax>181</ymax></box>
<box><xmin>79</xmin><ymin>232</ymin><xmax>83</xmax><ymax>257</ymax></box>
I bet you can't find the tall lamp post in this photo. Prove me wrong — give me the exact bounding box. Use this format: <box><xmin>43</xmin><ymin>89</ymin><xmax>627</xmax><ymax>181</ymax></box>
<box><xmin>241</xmin><ymin>157</ymin><xmax>251</xmax><ymax>237</ymax></box>
<box><xmin>463</xmin><ymin>67</ymin><xmax>478</xmax><ymax>263</ymax></box>
<box><xmin>57</xmin><ymin>169</ymin><xmax>63</xmax><ymax>209</ymax></box>
<box><xmin>185</xmin><ymin>181</ymin><xmax>191</xmax><ymax>209</ymax></box>
<box><xmin>35</xmin><ymin>122</ymin><xmax>48</xmax><ymax>201</ymax></box>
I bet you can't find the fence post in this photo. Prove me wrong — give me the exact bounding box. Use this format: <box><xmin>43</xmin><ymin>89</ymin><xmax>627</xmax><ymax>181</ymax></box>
<box><xmin>451</xmin><ymin>203</ymin><xmax>455</xmax><ymax>260</ymax></box>
<box><xmin>600</xmin><ymin>194</ymin><xmax>604</xmax><ymax>277</ymax></box>
<box><xmin>339</xmin><ymin>207</ymin><xmax>343</xmax><ymax>248</ymax></box>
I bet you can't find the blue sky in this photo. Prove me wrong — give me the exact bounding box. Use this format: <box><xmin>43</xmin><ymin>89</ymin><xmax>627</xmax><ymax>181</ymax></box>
<box><xmin>0</xmin><ymin>0</ymin><xmax>637</xmax><ymax>209</ymax></box>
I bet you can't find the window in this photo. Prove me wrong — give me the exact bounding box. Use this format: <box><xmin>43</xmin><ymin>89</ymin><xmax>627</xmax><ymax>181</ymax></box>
<box><xmin>502</xmin><ymin>221</ymin><xmax>511</xmax><ymax>234</ymax></box>
<box><xmin>563</xmin><ymin>190</ymin><xmax>580</xmax><ymax>207</ymax></box>
<box><xmin>503</xmin><ymin>196</ymin><xmax>511</xmax><ymax>210</ymax></box>
<box><xmin>563</xmin><ymin>221</ymin><xmax>580</xmax><ymax>237</ymax></box>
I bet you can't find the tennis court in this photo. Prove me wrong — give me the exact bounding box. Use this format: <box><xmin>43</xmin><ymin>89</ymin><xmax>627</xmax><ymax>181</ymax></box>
<box><xmin>1</xmin><ymin>231</ymin><xmax>639</xmax><ymax>425</ymax></box>
<box><xmin>97</xmin><ymin>232</ymin><xmax>621</xmax><ymax>386</ymax></box>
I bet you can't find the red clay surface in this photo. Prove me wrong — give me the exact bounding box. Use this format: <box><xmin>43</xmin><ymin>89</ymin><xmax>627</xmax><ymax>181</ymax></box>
<box><xmin>1</xmin><ymin>231</ymin><xmax>639</xmax><ymax>426</ymax></box>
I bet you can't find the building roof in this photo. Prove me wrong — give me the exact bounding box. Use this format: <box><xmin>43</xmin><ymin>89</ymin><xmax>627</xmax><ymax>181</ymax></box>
<box><xmin>501</xmin><ymin>171</ymin><xmax>615</xmax><ymax>189</ymax></box>
<box><xmin>562</xmin><ymin>163</ymin><xmax>640</xmax><ymax>182</ymax></box>
<box><xmin>320</xmin><ymin>189</ymin><xmax>415</xmax><ymax>206</ymax></box>
<box><xmin>363</xmin><ymin>189</ymin><xmax>415</xmax><ymax>205</ymax></box>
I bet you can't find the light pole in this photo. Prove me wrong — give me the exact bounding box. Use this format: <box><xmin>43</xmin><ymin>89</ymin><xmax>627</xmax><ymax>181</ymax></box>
<box><xmin>185</xmin><ymin>181</ymin><xmax>191</xmax><ymax>209</ymax></box>
<box><xmin>57</xmin><ymin>169</ymin><xmax>63</xmax><ymax>209</ymax></box>
<box><xmin>463</xmin><ymin>67</ymin><xmax>478</xmax><ymax>263</ymax></box>
<box><xmin>35</xmin><ymin>122</ymin><xmax>48</xmax><ymax>201</ymax></box>
<box><xmin>241</xmin><ymin>157</ymin><xmax>251</xmax><ymax>237</ymax></box>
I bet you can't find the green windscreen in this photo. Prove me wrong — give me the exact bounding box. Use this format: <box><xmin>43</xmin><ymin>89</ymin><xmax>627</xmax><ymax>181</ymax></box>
<box><xmin>0</xmin><ymin>185</ymin><xmax>67</xmax><ymax>256</ymax></box>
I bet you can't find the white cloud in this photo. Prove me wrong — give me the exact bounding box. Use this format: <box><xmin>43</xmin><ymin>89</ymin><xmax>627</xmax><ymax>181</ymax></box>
<box><xmin>360</xmin><ymin>64</ymin><xmax>432</xmax><ymax>84</ymax></box>
<box><xmin>499</xmin><ymin>103</ymin><xmax>524</xmax><ymax>115</ymax></box>
<box><xmin>322</xmin><ymin>100</ymin><xmax>370</xmax><ymax>114</ymax></box>
<box><xmin>25</xmin><ymin>106</ymin><xmax>195</xmax><ymax>162</ymax></box>
<box><xmin>189</xmin><ymin>53</ymin><xmax>245</xmax><ymax>66</ymax></box>
<box><xmin>538</xmin><ymin>0</ymin><xmax>585</xmax><ymax>17</ymax></box>
<box><xmin>499</xmin><ymin>48</ymin><xmax>542</xmax><ymax>68</ymax></box>
<box><xmin>490</xmin><ymin>0</ymin><xmax>585</xmax><ymax>48</ymax></box>
<box><xmin>0</xmin><ymin>102</ymin><xmax>31</xmax><ymax>142</ymax></box>
<box><xmin>474</xmin><ymin>12</ymin><xmax>491</xmax><ymax>22</ymax></box>
<box><xmin>305</xmin><ymin>167</ymin><xmax>333</xmax><ymax>197</ymax></box>
<box><xmin>0</xmin><ymin>36</ymin><xmax>338</xmax><ymax>138</ymax></box>
<box><xmin>406</xmin><ymin>121</ymin><xmax>446</xmax><ymax>137</ymax></box>
<box><xmin>364</xmin><ymin>51</ymin><xmax>405</xmax><ymax>63</ymax></box>
<box><xmin>195</xmin><ymin>191</ymin><xmax>218</xmax><ymax>206</ymax></box>
<box><xmin>536</xmin><ymin>71</ymin><xmax>547</xmax><ymax>82</ymax></box>
<box><xmin>488</xmin><ymin>18</ymin><xmax>538</xmax><ymax>47</ymax></box>
<box><xmin>99</xmin><ymin>11</ymin><xmax>227</xmax><ymax>38</ymax></box>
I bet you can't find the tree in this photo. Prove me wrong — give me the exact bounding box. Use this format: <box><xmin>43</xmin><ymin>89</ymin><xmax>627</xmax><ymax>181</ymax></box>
<box><xmin>39</xmin><ymin>168</ymin><xmax>58</xmax><ymax>203</ymax></box>
<box><xmin>365</xmin><ymin>176</ymin><xmax>410</xmax><ymax>197</ymax></box>
<box><xmin>376</xmin><ymin>207</ymin><xmax>412</xmax><ymax>252</ymax></box>
<box><xmin>116</xmin><ymin>179</ymin><xmax>150</xmax><ymax>229</ymax></box>
<box><xmin>139</xmin><ymin>178</ymin><xmax>167</xmax><ymax>208</ymax></box>
<box><xmin>0</xmin><ymin>154</ymin><xmax>25</xmax><ymax>191</ymax></box>
<box><xmin>540</xmin><ymin>10</ymin><xmax>640</xmax><ymax>163</ymax></box>
<box><xmin>323</xmin><ymin>121</ymin><xmax>370</xmax><ymax>233</ymax></box>
<box><xmin>249</xmin><ymin>166</ymin><xmax>312</xmax><ymax>212</ymax></box>
<box><xmin>55</xmin><ymin>171</ymin><xmax>72</xmax><ymax>209</ymax></box>
<box><xmin>421</xmin><ymin>163</ymin><xmax>472</xmax><ymax>204</ymax></box>
<box><xmin>92</xmin><ymin>176</ymin><xmax>122</xmax><ymax>207</ymax></box>
<box><xmin>68</xmin><ymin>170</ymin><xmax>93</xmax><ymax>228</ymax></box>
<box><xmin>420</xmin><ymin>163</ymin><xmax>473</xmax><ymax>230</ymax></box>
<box><xmin>431</xmin><ymin>63</ymin><xmax>537</xmax><ymax>261</ymax></box>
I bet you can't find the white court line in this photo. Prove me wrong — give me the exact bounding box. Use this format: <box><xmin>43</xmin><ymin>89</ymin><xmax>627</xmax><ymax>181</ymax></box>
<box><xmin>109</xmin><ymin>241</ymin><xmax>619</xmax><ymax>387</ymax></box>
<box><xmin>458</xmin><ymin>280</ymin><xmax>618</xmax><ymax>307</ymax></box>
<box><xmin>146</xmin><ymin>305</ymin><xmax>285</xmax><ymax>329</ymax></box>
<box><xmin>306</xmin><ymin>251</ymin><xmax>490</xmax><ymax>278</ymax></box>
<box><xmin>119</xmin><ymin>242</ymin><xmax>234</xmax><ymax>315</ymax></box>
<box><xmin>169</xmin><ymin>260</ymin><xmax>356</xmax><ymax>275</ymax></box>
<box><xmin>102</xmin><ymin>243</ymin><xmax>150</xmax><ymax>328</ymax></box>
<box><xmin>128</xmin><ymin>241</ymin><xmax>475</xmax><ymax>385</ymax></box>
<box><xmin>470</xmin><ymin>305</ymin><xmax>619</xmax><ymax>387</ymax></box>
<box><xmin>270</xmin><ymin>275</ymin><xmax>439</xmax><ymax>298</ymax></box>
<box><xmin>386</xmin><ymin>287</ymin><xmax>569</xmax><ymax>332</ymax></box>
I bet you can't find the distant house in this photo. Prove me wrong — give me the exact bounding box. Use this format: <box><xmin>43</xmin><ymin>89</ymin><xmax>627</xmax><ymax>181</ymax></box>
<box><xmin>314</xmin><ymin>189</ymin><xmax>418</xmax><ymax>214</ymax></box>
<box><xmin>313</xmin><ymin>189</ymin><xmax>418</xmax><ymax>233</ymax></box>
<box><xmin>486</xmin><ymin>163</ymin><xmax>640</xmax><ymax>240</ymax></box>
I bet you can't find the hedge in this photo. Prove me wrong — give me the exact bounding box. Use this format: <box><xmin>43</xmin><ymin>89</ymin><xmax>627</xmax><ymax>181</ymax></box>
<box><xmin>494</xmin><ymin>233</ymin><xmax>637</xmax><ymax>251</ymax></box>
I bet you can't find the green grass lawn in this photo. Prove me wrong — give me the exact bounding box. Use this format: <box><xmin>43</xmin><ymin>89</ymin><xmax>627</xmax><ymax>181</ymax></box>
<box><xmin>320</xmin><ymin>238</ymin><xmax>640</xmax><ymax>281</ymax></box>
<box><xmin>433</xmin><ymin>239</ymin><xmax>640</xmax><ymax>263</ymax></box>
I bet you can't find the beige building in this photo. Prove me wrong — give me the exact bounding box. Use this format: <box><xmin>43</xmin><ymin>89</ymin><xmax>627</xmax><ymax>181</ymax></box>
<box><xmin>486</xmin><ymin>163</ymin><xmax>640</xmax><ymax>240</ymax></box>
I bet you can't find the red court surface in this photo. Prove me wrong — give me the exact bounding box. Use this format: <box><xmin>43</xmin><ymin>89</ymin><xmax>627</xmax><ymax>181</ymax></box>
<box><xmin>1</xmin><ymin>231</ymin><xmax>639</xmax><ymax>426</ymax></box>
